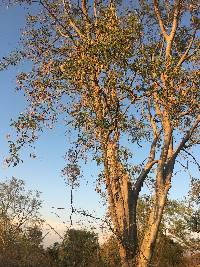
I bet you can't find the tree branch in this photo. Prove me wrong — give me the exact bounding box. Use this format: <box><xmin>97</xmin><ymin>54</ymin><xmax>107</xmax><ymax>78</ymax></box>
<box><xmin>135</xmin><ymin>160</ymin><xmax>158</xmax><ymax>196</ymax></box>
<box><xmin>182</xmin><ymin>148</ymin><xmax>200</xmax><ymax>171</ymax></box>
<box><xmin>165</xmin><ymin>0</ymin><xmax>182</xmax><ymax>59</ymax></box>
<box><xmin>175</xmin><ymin>31</ymin><xmax>196</xmax><ymax>69</ymax></box>
<box><xmin>148</xmin><ymin>97</ymin><xmax>159</xmax><ymax>139</ymax></box>
<box><xmin>173</xmin><ymin>115</ymin><xmax>200</xmax><ymax>159</ymax></box>
<box><xmin>82</xmin><ymin>0</ymin><xmax>88</xmax><ymax>19</ymax></box>
<box><xmin>94</xmin><ymin>0</ymin><xmax>97</xmax><ymax>22</ymax></box>
<box><xmin>68</xmin><ymin>19</ymin><xmax>86</xmax><ymax>39</ymax></box>
<box><xmin>169</xmin><ymin>0</ymin><xmax>181</xmax><ymax>41</ymax></box>
<box><xmin>42</xmin><ymin>0</ymin><xmax>86</xmax><ymax>40</ymax></box>
<box><xmin>40</xmin><ymin>0</ymin><xmax>78</xmax><ymax>43</ymax></box>
<box><xmin>153</xmin><ymin>0</ymin><xmax>169</xmax><ymax>41</ymax></box>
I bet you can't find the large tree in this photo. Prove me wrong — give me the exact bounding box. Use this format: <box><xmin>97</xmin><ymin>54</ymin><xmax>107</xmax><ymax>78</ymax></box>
<box><xmin>1</xmin><ymin>0</ymin><xmax>199</xmax><ymax>266</ymax></box>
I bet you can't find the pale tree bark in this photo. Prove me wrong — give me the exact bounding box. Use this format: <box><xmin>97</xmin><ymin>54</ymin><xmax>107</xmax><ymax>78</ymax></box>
<box><xmin>104</xmin><ymin>140</ymin><xmax>138</xmax><ymax>267</ymax></box>
<box><xmin>136</xmin><ymin>2</ymin><xmax>183</xmax><ymax>266</ymax></box>
<box><xmin>137</xmin><ymin>110</ymin><xmax>199</xmax><ymax>267</ymax></box>
<box><xmin>90</xmin><ymin>66</ymin><xmax>137</xmax><ymax>266</ymax></box>
<box><xmin>103</xmin><ymin>133</ymin><xmax>160</xmax><ymax>267</ymax></box>
<box><xmin>137</xmin><ymin>192</ymin><xmax>168</xmax><ymax>267</ymax></box>
<box><xmin>136</xmin><ymin>81</ymin><xmax>173</xmax><ymax>267</ymax></box>
<box><xmin>137</xmin><ymin>167</ymin><xmax>173</xmax><ymax>267</ymax></box>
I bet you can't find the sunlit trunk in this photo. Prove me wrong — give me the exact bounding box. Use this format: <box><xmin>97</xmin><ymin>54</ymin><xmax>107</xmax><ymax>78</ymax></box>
<box><xmin>117</xmin><ymin>200</ymin><xmax>138</xmax><ymax>267</ymax></box>
<box><xmin>105</xmin><ymin>141</ymin><xmax>138</xmax><ymax>267</ymax></box>
<box><xmin>137</xmin><ymin>187</ymin><xmax>169</xmax><ymax>267</ymax></box>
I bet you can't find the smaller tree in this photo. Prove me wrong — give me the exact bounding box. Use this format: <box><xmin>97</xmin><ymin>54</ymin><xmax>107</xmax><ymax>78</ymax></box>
<box><xmin>151</xmin><ymin>234</ymin><xmax>185</xmax><ymax>267</ymax></box>
<box><xmin>59</xmin><ymin>228</ymin><xmax>101</xmax><ymax>267</ymax></box>
<box><xmin>0</xmin><ymin>177</ymin><xmax>52</xmax><ymax>267</ymax></box>
<box><xmin>0</xmin><ymin>177</ymin><xmax>42</xmax><ymax>249</ymax></box>
<box><xmin>47</xmin><ymin>242</ymin><xmax>61</xmax><ymax>266</ymax></box>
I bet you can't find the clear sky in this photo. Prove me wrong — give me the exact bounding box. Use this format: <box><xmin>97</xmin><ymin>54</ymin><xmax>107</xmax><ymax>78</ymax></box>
<box><xmin>0</xmin><ymin>2</ymin><xmax>199</xmax><ymax>244</ymax></box>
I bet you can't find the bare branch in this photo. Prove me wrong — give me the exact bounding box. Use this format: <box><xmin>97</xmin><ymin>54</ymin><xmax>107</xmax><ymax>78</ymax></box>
<box><xmin>177</xmin><ymin>159</ymin><xmax>188</xmax><ymax>170</ymax></box>
<box><xmin>68</xmin><ymin>19</ymin><xmax>86</xmax><ymax>39</ymax></box>
<box><xmin>173</xmin><ymin>115</ymin><xmax>200</xmax><ymax>159</ymax></box>
<box><xmin>175</xmin><ymin>31</ymin><xmax>196</xmax><ymax>69</ymax></box>
<box><xmin>46</xmin><ymin>223</ymin><xmax>64</xmax><ymax>240</ymax></box>
<box><xmin>148</xmin><ymin>98</ymin><xmax>159</xmax><ymax>139</ymax></box>
<box><xmin>182</xmin><ymin>148</ymin><xmax>200</xmax><ymax>171</ymax></box>
<box><xmin>153</xmin><ymin>89</ymin><xmax>163</xmax><ymax>121</ymax></box>
<box><xmin>42</xmin><ymin>0</ymin><xmax>85</xmax><ymax>40</ymax></box>
<box><xmin>57</xmin><ymin>26</ymin><xmax>70</xmax><ymax>38</ymax></box>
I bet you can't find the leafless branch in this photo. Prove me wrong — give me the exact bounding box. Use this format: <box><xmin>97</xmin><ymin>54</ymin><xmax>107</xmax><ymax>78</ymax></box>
<box><xmin>175</xmin><ymin>31</ymin><xmax>196</xmax><ymax>69</ymax></box>
<box><xmin>182</xmin><ymin>148</ymin><xmax>200</xmax><ymax>171</ymax></box>
<box><xmin>173</xmin><ymin>115</ymin><xmax>200</xmax><ymax>159</ymax></box>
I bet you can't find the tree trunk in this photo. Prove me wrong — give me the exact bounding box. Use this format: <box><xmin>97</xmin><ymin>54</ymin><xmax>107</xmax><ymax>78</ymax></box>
<box><xmin>137</xmin><ymin>187</ymin><xmax>169</xmax><ymax>267</ymax></box>
<box><xmin>104</xmin><ymin>140</ymin><xmax>138</xmax><ymax>266</ymax></box>
<box><xmin>117</xmin><ymin>198</ymin><xmax>138</xmax><ymax>267</ymax></box>
<box><xmin>118</xmin><ymin>243</ymin><xmax>133</xmax><ymax>267</ymax></box>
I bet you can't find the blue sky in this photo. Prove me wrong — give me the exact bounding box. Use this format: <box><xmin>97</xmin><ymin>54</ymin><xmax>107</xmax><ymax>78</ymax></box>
<box><xmin>0</xmin><ymin>2</ymin><xmax>199</xmax><ymax>243</ymax></box>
